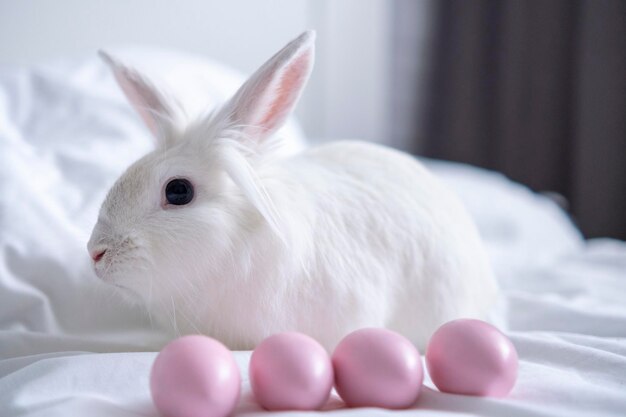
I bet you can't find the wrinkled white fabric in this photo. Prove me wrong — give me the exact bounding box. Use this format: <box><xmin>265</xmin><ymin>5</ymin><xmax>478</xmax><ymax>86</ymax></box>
<box><xmin>1</xmin><ymin>49</ymin><xmax>625</xmax><ymax>417</ymax></box>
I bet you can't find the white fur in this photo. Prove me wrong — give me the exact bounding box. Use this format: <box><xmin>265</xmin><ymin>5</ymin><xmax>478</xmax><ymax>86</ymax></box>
<box><xmin>88</xmin><ymin>31</ymin><xmax>498</xmax><ymax>350</ymax></box>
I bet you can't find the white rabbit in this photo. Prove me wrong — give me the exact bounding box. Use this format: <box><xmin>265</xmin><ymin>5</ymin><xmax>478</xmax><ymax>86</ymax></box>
<box><xmin>88</xmin><ymin>31</ymin><xmax>498</xmax><ymax>350</ymax></box>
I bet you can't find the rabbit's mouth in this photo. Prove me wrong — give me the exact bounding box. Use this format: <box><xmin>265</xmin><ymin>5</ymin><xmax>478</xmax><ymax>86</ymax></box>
<box><xmin>93</xmin><ymin>255</ymin><xmax>120</xmax><ymax>282</ymax></box>
<box><xmin>93</xmin><ymin>258</ymin><xmax>147</xmax><ymax>300</ymax></box>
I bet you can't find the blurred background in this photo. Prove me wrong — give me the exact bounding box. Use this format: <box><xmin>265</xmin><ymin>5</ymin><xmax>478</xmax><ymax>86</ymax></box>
<box><xmin>1</xmin><ymin>0</ymin><xmax>624</xmax><ymax>239</ymax></box>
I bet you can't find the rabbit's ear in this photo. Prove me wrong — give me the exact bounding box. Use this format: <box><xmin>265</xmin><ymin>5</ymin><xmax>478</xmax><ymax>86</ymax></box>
<box><xmin>99</xmin><ymin>51</ymin><xmax>178</xmax><ymax>147</ymax></box>
<box><xmin>222</xmin><ymin>30</ymin><xmax>315</xmax><ymax>142</ymax></box>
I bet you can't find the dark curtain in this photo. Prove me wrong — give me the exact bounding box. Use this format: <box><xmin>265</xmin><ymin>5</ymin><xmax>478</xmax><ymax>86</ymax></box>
<box><xmin>410</xmin><ymin>0</ymin><xmax>626</xmax><ymax>239</ymax></box>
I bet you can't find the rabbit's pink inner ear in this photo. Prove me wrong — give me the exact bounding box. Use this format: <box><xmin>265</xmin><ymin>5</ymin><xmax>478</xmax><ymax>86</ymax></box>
<box><xmin>258</xmin><ymin>51</ymin><xmax>312</xmax><ymax>134</ymax></box>
<box><xmin>112</xmin><ymin>67</ymin><xmax>166</xmax><ymax>139</ymax></box>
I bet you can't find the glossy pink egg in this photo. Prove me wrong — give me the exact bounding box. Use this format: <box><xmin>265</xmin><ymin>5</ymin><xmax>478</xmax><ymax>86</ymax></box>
<box><xmin>332</xmin><ymin>328</ymin><xmax>424</xmax><ymax>409</ymax></box>
<box><xmin>249</xmin><ymin>332</ymin><xmax>333</xmax><ymax>411</ymax></box>
<box><xmin>150</xmin><ymin>335</ymin><xmax>241</xmax><ymax>417</ymax></box>
<box><xmin>426</xmin><ymin>319</ymin><xmax>518</xmax><ymax>397</ymax></box>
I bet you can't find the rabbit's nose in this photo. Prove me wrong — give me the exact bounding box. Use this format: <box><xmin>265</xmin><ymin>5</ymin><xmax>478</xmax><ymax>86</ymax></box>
<box><xmin>91</xmin><ymin>248</ymin><xmax>107</xmax><ymax>263</ymax></box>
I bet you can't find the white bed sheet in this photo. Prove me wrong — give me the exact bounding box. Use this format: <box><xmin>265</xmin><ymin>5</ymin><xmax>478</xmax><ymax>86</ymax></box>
<box><xmin>1</xmin><ymin>49</ymin><xmax>625</xmax><ymax>417</ymax></box>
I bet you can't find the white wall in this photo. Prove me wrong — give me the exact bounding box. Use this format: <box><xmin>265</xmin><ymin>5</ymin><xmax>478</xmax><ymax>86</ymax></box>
<box><xmin>304</xmin><ymin>0</ymin><xmax>391</xmax><ymax>143</ymax></box>
<box><xmin>0</xmin><ymin>0</ymin><xmax>394</xmax><ymax>143</ymax></box>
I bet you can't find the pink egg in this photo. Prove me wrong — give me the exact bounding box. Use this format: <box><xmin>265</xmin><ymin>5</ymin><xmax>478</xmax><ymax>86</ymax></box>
<box><xmin>332</xmin><ymin>328</ymin><xmax>424</xmax><ymax>409</ymax></box>
<box><xmin>150</xmin><ymin>335</ymin><xmax>241</xmax><ymax>417</ymax></box>
<box><xmin>249</xmin><ymin>332</ymin><xmax>333</xmax><ymax>411</ymax></box>
<box><xmin>426</xmin><ymin>319</ymin><xmax>518</xmax><ymax>397</ymax></box>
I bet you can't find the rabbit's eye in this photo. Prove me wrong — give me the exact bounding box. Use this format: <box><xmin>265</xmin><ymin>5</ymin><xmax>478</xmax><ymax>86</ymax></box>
<box><xmin>165</xmin><ymin>178</ymin><xmax>194</xmax><ymax>206</ymax></box>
